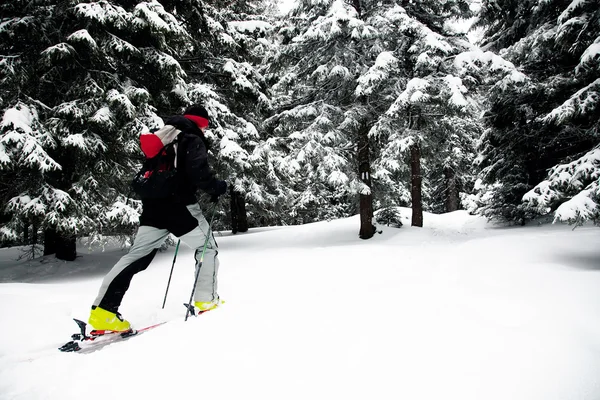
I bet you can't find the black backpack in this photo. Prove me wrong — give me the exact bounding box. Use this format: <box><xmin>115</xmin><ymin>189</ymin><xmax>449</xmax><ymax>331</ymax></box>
<box><xmin>131</xmin><ymin>125</ymin><xmax>182</xmax><ymax>199</ymax></box>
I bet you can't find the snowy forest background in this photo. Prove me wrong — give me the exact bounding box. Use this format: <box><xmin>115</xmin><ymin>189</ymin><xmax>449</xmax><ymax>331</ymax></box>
<box><xmin>0</xmin><ymin>0</ymin><xmax>598</xmax><ymax>261</ymax></box>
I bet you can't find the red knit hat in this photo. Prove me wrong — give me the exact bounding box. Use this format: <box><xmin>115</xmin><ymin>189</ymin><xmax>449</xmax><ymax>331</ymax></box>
<box><xmin>183</xmin><ymin>105</ymin><xmax>210</xmax><ymax>129</ymax></box>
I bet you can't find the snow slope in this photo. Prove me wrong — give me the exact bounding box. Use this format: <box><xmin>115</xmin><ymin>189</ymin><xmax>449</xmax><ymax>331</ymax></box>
<box><xmin>1</xmin><ymin>210</ymin><xmax>600</xmax><ymax>400</ymax></box>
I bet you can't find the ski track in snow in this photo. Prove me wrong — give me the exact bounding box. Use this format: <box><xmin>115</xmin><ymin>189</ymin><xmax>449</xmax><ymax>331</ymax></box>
<box><xmin>1</xmin><ymin>210</ymin><xmax>600</xmax><ymax>400</ymax></box>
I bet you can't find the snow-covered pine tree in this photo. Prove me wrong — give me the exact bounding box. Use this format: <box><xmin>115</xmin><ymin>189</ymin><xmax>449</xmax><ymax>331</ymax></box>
<box><xmin>472</xmin><ymin>0</ymin><xmax>600</xmax><ymax>224</ymax></box>
<box><xmin>360</xmin><ymin>0</ymin><xmax>476</xmax><ymax>226</ymax></box>
<box><xmin>265</xmin><ymin>0</ymin><xmax>477</xmax><ymax>232</ymax></box>
<box><xmin>451</xmin><ymin>48</ymin><xmax>529</xmax><ymax>216</ymax></box>
<box><xmin>264</xmin><ymin>0</ymin><xmax>370</xmax><ymax>232</ymax></box>
<box><xmin>0</xmin><ymin>0</ymin><xmax>190</xmax><ymax>259</ymax></box>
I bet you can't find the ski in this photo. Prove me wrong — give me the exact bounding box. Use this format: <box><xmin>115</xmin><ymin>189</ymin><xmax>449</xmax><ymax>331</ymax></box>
<box><xmin>183</xmin><ymin>303</ymin><xmax>213</xmax><ymax>317</ymax></box>
<box><xmin>59</xmin><ymin>303</ymin><xmax>215</xmax><ymax>353</ymax></box>
<box><xmin>58</xmin><ymin>318</ymin><xmax>166</xmax><ymax>353</ymax></box>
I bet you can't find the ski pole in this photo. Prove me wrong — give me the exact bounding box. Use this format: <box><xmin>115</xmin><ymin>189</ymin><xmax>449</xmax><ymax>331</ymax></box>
<box><xmin>162</xmin><ymin>239</ymin><xmax>180</xmax><ymax>309</ymax></box>
<box><xmin>185</xmin><ymin>201</ymin><xmax>219</xmax><ymax>321</ymax></box>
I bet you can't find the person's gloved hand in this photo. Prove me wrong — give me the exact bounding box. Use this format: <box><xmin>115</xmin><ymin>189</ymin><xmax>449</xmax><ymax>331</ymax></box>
<box><xmin>210</xmin><ymin>180</ymin><xmax>227</xmax><ymax>203</ymax></box>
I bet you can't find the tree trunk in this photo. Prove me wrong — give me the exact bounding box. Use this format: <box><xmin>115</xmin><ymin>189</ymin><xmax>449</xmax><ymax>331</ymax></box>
<box><xmin>410</xmin><ymin>143</ymin><xmax>423</xmax><ymax>227</ymax></box>
<box><xmin>31</xmin><ymin>220</ymin><xmax>38</xmax><ymax>245</ymax></box>
<box><xmin>444</xmin><ymin>166</ymin><xmax>459</xmax><ymax>212</ymax></box>
<box><xmin>22</xmin><ymin>218</ymin><xmax>29</xmax><ymax>244</ymax></box>
<box><xmin>358</xmin><ymin>126</ymin><xmax>375</xmax><ymax>239</ymax></box>
<box><xmin>44</xmin><ymin>228</ymin><xmax>57</xmax><ymax>256</ymax></box>
<box><xmin>230</xmin><ymin>187</ymin><xmax>248</xmax><ymax>234</ymax></box>
<box><xmin>44</xmin><ymin>228</ymin><xmax>77</xmax><ymax>260</ymax></box>
<box><xmin>55</xmin><ymin>234</ymin><xmax>76</xmax><ymax>261</ymax></box>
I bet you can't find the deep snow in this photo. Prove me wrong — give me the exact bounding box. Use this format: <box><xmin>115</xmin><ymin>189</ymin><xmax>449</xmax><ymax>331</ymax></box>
<box><xmin>1</xmin><ymin>209</ymin><xmax>600</xmax><ymax>400</ymax></box>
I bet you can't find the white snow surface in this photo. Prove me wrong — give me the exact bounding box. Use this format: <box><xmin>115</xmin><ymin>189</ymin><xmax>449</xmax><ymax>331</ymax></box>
<box><xmin>1</xmin><ymin>210</ymin><xmax>600</xmax><ymax>400</ymax></box>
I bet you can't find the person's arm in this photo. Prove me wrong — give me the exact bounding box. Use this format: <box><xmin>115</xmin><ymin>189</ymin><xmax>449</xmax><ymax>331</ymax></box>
<box><xmin>183</xmin><ymin>134</ymin><xmax>224</xmax><ymax>196</ymax></box>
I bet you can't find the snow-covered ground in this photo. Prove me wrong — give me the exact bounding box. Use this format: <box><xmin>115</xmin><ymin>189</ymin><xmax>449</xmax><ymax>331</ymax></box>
<box><xmin>1</xmin><ymin>209</ymin><xmax>600</xmax><ymax>400</ymax></box>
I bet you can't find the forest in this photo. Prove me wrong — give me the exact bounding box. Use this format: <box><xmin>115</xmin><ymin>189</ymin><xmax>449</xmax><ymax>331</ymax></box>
<box><xmin>1</xmin><ymin>0</ymin><xmax>598</xmax><ymax>260</ymax></box>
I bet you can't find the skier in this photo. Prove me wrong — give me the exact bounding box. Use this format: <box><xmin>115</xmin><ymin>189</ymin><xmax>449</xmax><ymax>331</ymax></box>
<box><xmin>88</xmin><ymin>105</ymin><xmax>227</xmax><ymax>331</ymax></box>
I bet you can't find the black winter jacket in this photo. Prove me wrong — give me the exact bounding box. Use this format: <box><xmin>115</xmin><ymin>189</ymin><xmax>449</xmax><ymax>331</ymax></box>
<box><xmin>139</xmin><ymin>116</ymin><xmax>220</xmax><ymax>235</ymax></box>
<box><xmin>142</xmin><ymin>115</ymin><xmax>220</xmax><ymax>206</ymax></box>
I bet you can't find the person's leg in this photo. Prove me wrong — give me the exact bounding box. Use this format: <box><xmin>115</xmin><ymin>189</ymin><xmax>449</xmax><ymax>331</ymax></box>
<box><xmin>92</xmin><ymin>225</ymin><xmax>170</xmax><ymax>313</ymax></box>
<box><xmin>178</xmin><ymin>204</ymin><xmax>220</xmax><ymax>305</ymax></box>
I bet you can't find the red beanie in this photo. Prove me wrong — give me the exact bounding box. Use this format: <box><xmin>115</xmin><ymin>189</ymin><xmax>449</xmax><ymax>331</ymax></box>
<box><xmin>183</xmin><ymin>104</ymin><xmax>210</xmax><ymax>129</ymax></box>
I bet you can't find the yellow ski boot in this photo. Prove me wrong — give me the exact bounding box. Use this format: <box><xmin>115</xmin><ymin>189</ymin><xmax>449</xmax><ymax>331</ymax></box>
<box><xmin>194</xmin><ymin>299</ymin><xmax>224</xmax><ymax>313</ymax></box>
<box><xmin>88</xmin><ymin>306</ymin><xmax>131</xmax><ymax>331</ymax></box>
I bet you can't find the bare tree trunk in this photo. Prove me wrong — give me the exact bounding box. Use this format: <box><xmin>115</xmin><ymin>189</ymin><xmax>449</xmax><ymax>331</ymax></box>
<box><xmin>44</xmin><ymin>228</ymin><xmax>57</xmax><ymax>256</ymax></box>
<box><xmin>32</xmin><ymin>220</ymin><xmax>38</xmax><ymax>245</ymax></box>
<box><xmin>22</xmin><ymin>218</ymin><xmax>29</xmax><ymax>244</ymax></box>
<box><xmin>444</xmin><ymin>166</ymin><xmax>459</xmax><ymax>212</ymax></box>
<box><xmin>44</xmin><ymin>228</ymin><xmax>76</xmax><ymax>260</ymax></box>
<box><xmin>56</xmin><ymin>234</ymin><xmax>76</xmax><ymax>261</ymax></box>
<box><xmin>410</xmin><ymin>143</ymin><xmax>423</xmax><ymax>227</ymax></box>
<box><xmin>358</xmin><ymin>126</ymin><xmax>375</xmax><ymax>239</ymax></box>
<box><xmin>230</xmin><ymin>187</ymin><xmax>248</xmax><ymax>234</ymax></box>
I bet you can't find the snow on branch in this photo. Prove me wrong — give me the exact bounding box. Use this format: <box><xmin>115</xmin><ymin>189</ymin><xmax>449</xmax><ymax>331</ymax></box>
<box><xmin>90</xmin><ymin>107</ymin><xmax>114</xmax><ymax>129</ymax></box>
<box><xmin>554</xmin><ymin>182</ymin><xmax>599</xmax><ymax>224</ymax></box>
<box><xmin>67</xmin><ymin>29</ymin><xmax>98</xmax><ymax>50</ymax></box>
<box><xmin>229</xmin><ymin>20</ymin><xmax>273</xmax><ymax>34</ymax></box>
<box><xmin>61</xmin><ymin>132</ymin><xmax>107</xmax><ymax>153</ymax></box>
<box><xmin>75</xmin><ymin>1</ymin><xmax>132</xmax><ymax>30</ymax></box>
<box><xmin>223</xmin><ymin>59</ymin><xmax>257</xmax><ymax>91</ymax></box>
<box><xmin>1</xmin><ymin>103</ymin><xmax>61</xmax><ymax>172</ymax></box>
<box><xmin>40</xmin><ymin>43</ymin><xmax>76</xmax><ymax>66</ymax></box>
<box><xmin>523</xmin><ymin>145</ymin><xmax>600</xmax><ymax>224</ymax></box>
<box><xmin>387</xmin><ymin>78</ymin><xmax>430</xmax><ymax>113</ymax></box>
<box><xmin>442</xmin><ymin>75</ymin><xmax>469</xmax><ymax>108</ymax></box>
<box><xmin>107</xmin><ymin>89</ymin><xmax>136</xmax><ymax>119</ymax></box>
<box><xmin>558</xmin><ymin>0</ymin><xmax>594</xmax><ymax>25</ymax></box>
<box><xmin>104</xmin><ymin>33</ymin><xmax>140</xmax><ymax>56</ymax></box>
<box><xmin>143</xmin><ymin>49</ymin><xmax>185</xmax><ymax>80</ymax></box>
<box><xmin>454</xmin><ymin>50</ymin><xmax>527</xmax><ymax>88</ymax></box>
<box><xmin>106</xmin><ymin>199</ymin><xmax>140</xmax><ymax>226</ymax></box>
<box><xmin>134</xmin><ymin>1</ymin><xmax>187</xmax><ymax>37</ymax></box>
<box><xmin>415</xmin><ymin>30</ymin><xmax>454</xmax><ymax>55</ymax></box>
<box><xmin>6</xmin><ymin>195</ymin><xmax>45</xmax><ymax>219</ymax></box>
<box><xmin>578</xmin><ymin>36</ymin><xmax>600</xmax><ymax>71</ymax></box>
<box><xmin>54</xmin><ymin>100</ymin><xmax>91</xmax><ymax>123</ymax></box>
<box><xmin>539</xmin><ymin>78</ymin><xmax>600</xmax><ymax>125</ymax></box>
<box><xmin>356</xmin><ymin>52</ymin><xmax>398</xmax><ymax>96</ymax></box>
<box><xmin>220</xmin><ymin>135</ymin><xmax>250</xmax><ymax>164</ymax></box>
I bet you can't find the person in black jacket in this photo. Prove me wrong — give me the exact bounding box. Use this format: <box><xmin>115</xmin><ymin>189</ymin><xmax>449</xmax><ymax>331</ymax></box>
<box><xmin>88</xmin><ymin>105</ymin><xmax>227</xmax><ymax>331</ymax></box>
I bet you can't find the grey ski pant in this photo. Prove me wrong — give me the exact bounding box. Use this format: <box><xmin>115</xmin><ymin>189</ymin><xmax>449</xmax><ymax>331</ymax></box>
<box><xmin>92</xmin><ymin>203</ymin><xmax>219</xmax><ymax>313</ymax></box>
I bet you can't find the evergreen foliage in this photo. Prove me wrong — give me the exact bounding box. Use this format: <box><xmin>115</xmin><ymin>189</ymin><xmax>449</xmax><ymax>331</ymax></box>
<box><xmin>0</xmin><ymin>0</ymin><xmax>180</xmax><ymax>253</ymax></box>
<box><xmin>472</xmin><ymin>0</ymin><xmax>600</xmax><ymax>224</ymax></box>
<box><xmin>3</xmin><ymin>0</ymin><xmax>596</xmax><ymax>259</ymax></box>
<box><xmin>0</xmin><ymin>0</ymin><xmax>272</xmax><ymax>255</ymax></box>
<box><xmin>265</xmin><ymin>0</ymin><xmax>479</xmax><ymax>229</ymax></box>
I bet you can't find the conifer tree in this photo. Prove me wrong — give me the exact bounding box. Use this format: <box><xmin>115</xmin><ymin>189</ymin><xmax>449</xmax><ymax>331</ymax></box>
<box><xmin>1</xmin><ymin>0</ymin><xmax>188</xmax><ymax>259</ymax></box>
<box><xmin>1</xmin><ymin>0</ymin><xmax>275</xmax><ymax>259</ymax></box>
<box><xmin>472</xmin><ymin>0</ymin><xmax>600</xmax><ymax>224</ymax></box>
<box><xmin>266</xmin><ymin>0</ymin><xmax>477</xmax><ymax>233</ymax></box>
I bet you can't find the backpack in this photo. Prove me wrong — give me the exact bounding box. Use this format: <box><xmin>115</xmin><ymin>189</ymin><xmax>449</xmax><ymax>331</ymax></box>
<box><xmin>131</xmin><ymin>125</ymin><xmax>182</xmax><ymax>199</ymax></box>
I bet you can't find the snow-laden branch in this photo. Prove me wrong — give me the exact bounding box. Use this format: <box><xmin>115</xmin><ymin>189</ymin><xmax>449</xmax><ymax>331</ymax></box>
<box><xmin>523</xmin><ymin>145</ymin><xmax>600</xmax><ymax>224</ymax></box>
<box><xmin>1</xmin><ymin>103</ymin><xmax>61</xmax><ymax>172</ymax></box>
<box><xmin>539</xmin><ymin>78</ymin><xmax>600</xmax><ymax>125</ymax></box>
